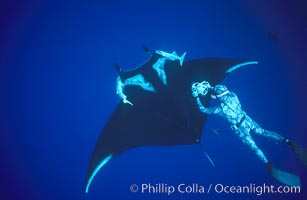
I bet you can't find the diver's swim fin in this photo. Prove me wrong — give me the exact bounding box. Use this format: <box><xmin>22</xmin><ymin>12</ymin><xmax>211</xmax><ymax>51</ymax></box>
<box><xmin>266</xmin><ymin>162</ymin><xmax>301</xmax><ymax>187</ymax></box>
<box><xmin>286</xmin><ymin>140</ymin><xmax>307</xmax><ymax>167</ymax></box>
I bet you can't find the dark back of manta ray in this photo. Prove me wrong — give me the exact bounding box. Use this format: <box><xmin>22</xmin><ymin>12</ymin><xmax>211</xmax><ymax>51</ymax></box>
<box><xmin>85</xmin><ymin>56</ymin><xmax>249</xmax><ymax>190</ymax></box>
<box><xmin>94</xmin><ymin>57</ymin><xmax>234</xmax><ymax>157</ymax></box>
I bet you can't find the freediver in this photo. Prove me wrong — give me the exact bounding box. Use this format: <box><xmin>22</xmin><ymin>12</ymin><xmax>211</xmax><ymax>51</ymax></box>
<box><xmin>191</xmin><ymin>81</ymin><xmax>306</xmax><ymax>186</ymax></box>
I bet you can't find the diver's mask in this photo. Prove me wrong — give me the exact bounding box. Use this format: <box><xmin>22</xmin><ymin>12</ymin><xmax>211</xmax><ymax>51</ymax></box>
<box><xmin>192</xmin><ymin>81</ymin><xmax>211</xmax><ymax>96</ymax></box>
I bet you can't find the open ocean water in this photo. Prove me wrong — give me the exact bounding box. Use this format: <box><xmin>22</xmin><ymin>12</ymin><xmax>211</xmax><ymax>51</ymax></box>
<box><xmin>1</xmin><ymin>0</ymin><xmax>306</xmax><ymax>199</ymax></box>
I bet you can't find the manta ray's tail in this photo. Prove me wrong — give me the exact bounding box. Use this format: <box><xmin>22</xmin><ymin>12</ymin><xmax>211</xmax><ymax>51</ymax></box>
<box><xmin>266</xmin><ymin>162</ymin><xmax>301</xmax><ymax>187</ymax></box>
<box><xmin>285</xmin><ymin>139</ymin><xmax>307</xmax><ymax>167</ymax></box>
<box><xmin>198</xmin><ymin>143</ymin><xmax>215</xmax><ymax>167</ymax></box>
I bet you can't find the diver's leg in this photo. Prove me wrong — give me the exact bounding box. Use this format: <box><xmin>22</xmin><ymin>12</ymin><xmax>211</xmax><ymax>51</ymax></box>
<box><xmin>236</xmin><ymin>130</ymin><xmax>268</xmax><ymax>164</ymax></box>
<box><xmin>234</xmin><ymin>117</ymin><xmax>268</xmax><ymax>163</ymax></box>
<box><xmin>237</xmin><ymin>129</ymin><xmax>301</xmax><ymax>186</ymax></box>
<box><xmin>251</xmin><ymin>120</ymin><xmax>307</xmax><ymax>167</ymax></box>
<box><xmin>251</xmin><ymin>119</ymin><xmax>307</xmax><ymax>168</ymax></box>
<box><xmin>250</xmin><ymin>120</ymin><xmax>285</xmax><ymax>142</ymax></box>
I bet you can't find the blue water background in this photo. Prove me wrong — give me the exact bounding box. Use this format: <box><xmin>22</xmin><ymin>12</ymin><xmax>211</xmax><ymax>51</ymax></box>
<box><xmin>1</xmin><ymin>0</ymin><xmax>306</xmax><ymax>199</ymax></box>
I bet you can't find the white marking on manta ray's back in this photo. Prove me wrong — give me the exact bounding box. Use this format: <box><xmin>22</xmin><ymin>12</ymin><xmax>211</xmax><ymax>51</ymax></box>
<box><xmin>116</xmin><ymin>77</ymin><xmax>133</xmax><ymax>105</ymax></box>
<box><xmin>124</xmin><ymin>74</ymin><xmax>156</xmax><ymax>92</ymax></box>
<box><xmin>155</xmin><ymin>50</ymin><xmax>187</xmax><ymax>66</ymax></box>
<box><xmin>226</xmin><ymin>61</ymin><xmax>258</xmax><ymax>73</ymax></box>
<box><xmin>152</xmin><ymin>50</ymin><xmax>187</xmax><ymax>85</ymax></box>
<box><xmin>153</xmin><ymin>58</ymin><xmax>167</xmax><ymax>85</ymax></box>
<box><xmin>85</xmin><ymin>154</ymin><xmax>113</xmax><ymax>193</ymax></box>
<box><xmin>116</xmin><ymin>74</ymin><xmax>156</xmax><ymax>105</ymax></box>
<box><xmin>116</xmin><ymin>50</ymin><xmax>187</xmax><ymax>105</ymax></box>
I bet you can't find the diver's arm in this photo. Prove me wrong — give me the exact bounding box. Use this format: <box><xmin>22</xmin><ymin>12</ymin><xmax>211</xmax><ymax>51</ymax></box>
<box><xmin>195</xmin><ymin>97</ymin><xmax>218</xmax><ymax>115</ymax></box>
<box><xmin>116</xmin><ymin>77</ymin><xmax>133</xmax><ymax>105</ymax></box>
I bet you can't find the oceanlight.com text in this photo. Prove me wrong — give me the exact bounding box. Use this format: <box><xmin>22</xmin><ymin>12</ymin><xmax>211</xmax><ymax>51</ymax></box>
<box><xmin>129</xmin><ymin>183</ymin><xmax>301</xmax><ymax>196</ymax></box>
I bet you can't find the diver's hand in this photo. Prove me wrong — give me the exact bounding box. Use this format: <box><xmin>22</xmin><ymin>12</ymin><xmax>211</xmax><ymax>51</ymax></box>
<box><xmin>123</xmin><ymin>98</ymin><xmax>133</xmax><ymax>106</ymax></box>
<box><xmin>192</xmin><ymin>90</ymin><xmax>199</xmax><ymax>98</ymax></box>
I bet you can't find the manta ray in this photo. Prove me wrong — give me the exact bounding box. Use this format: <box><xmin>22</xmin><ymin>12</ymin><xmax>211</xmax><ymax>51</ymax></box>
<box><xmin>85</xmin><ymin>47</ymin><xmax>258</xmax><ymax>193</ymax></box>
